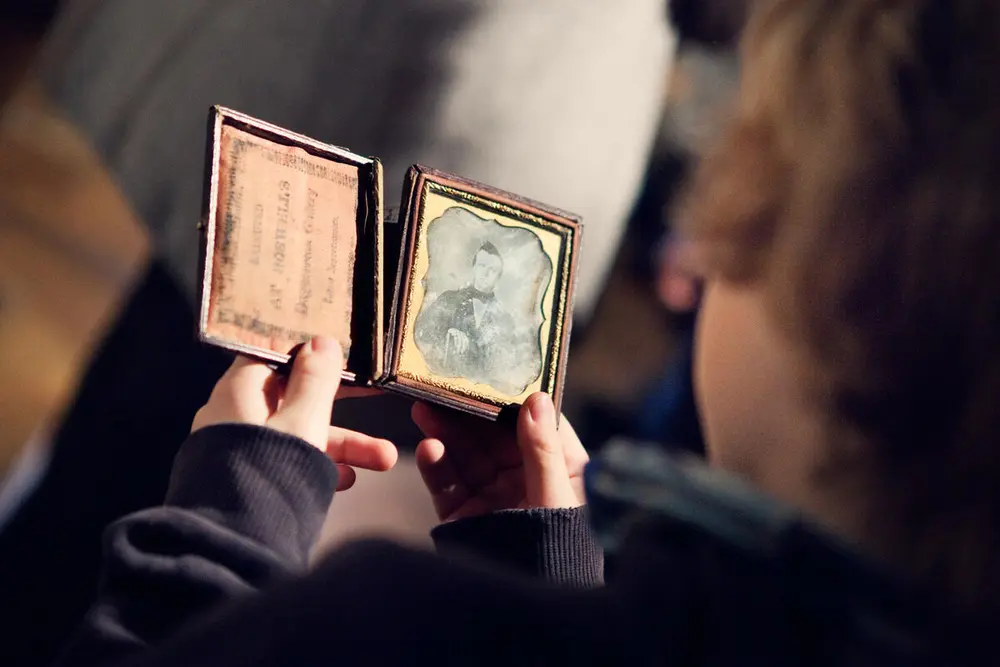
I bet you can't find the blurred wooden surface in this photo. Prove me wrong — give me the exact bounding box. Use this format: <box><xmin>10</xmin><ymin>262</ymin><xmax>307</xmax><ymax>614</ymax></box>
<box><xmin>0</xmin><ymin>77</ymin><xmax>150</xmax><ymax>474</ymax></box>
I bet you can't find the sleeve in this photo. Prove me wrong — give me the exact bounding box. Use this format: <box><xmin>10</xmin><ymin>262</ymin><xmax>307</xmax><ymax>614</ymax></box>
<box><xmin>430</xmin><ymin>508</ymin><xmax>605</xmax><ymax>587</ymax></box>
<box><xmin>56</xmin><ymin>424</ymin><xmax>338</xmax><ymax>667</ymax></box>
<box><xmin>414</xmin><ymin>292</ymin><xmax>451</xmax><ymax>343</ymax></box>
<box><xmin>115</xmin><ymin>540</ymin><xmax>624</xmax><ymax>667</ymax></box>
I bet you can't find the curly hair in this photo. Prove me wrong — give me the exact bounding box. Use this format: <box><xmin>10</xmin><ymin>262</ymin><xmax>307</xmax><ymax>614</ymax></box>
<box><xmin>677</xmin><ymin>0</ymin><xmax>1000</xmax><ymax>623</ymax></box>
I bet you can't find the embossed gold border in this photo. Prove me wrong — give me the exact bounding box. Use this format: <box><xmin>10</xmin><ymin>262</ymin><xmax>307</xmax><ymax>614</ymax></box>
<box><xmin>385</xmin><ymin>167</ymin><xmax>581</xmax><ymax>419</ymax></box>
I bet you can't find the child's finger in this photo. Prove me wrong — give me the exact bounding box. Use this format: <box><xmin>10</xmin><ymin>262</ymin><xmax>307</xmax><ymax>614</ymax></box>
<box><xmin>192</xmin><ymin>356</ymin><xmax>276</xmax><ymax>431</ymax></box>
<box><xmin>517</xmin><ymin>392</ymin><xmax>579</xmax><ymax>508</ymax></box>
<box><xmin>415</xmin><ymin>438</ymin><xmax>459</xmax><ymax>494</ymax></box>
<box><xmin>326</xmin><ymin>427</ymin><xmax>398</xmax><ymax>471</ymax></box>
<box><xmin>335</xmin><ymin>464</ymin><xmax>357</xmax><ymax>491</ymax></box>
<box><xmin>556</xmin><ymin>415</ymin><xmax>590</xmax><ymax>470</ymax></box>
<box><xmin>416</xmin><ymin>437</ymin><xmax>470</xmax><ymax>520</ymax></box>
<box><xmin>410</xmin><ymin>401</ymin><xmax>450</xmax><ymax>439</ymax></box>
<box><xmin>268</xmin><ymin>337</ymin><xmax>343</xmax><ymax>447</ymax></box>
<box><xmin>216</xmin><ymin>355</ymin><xmax>275</xmax><ymax>401</ymax></box>
<box><xmin>411</xmin><ymin>403</ymin><xmax>503</xmax><ymax>488</ymax></box>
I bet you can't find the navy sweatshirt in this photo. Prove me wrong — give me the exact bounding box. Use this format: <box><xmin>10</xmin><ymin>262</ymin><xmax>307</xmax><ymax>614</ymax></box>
<box><xmin>58</xmin><ymin>423</ymin><xmax>972</xmax><ymax>666</ymax></box>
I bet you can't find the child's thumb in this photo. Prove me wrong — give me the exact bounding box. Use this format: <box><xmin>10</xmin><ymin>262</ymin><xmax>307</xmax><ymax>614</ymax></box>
<box><xmin>269</xmin><ymin>337</ymin><xmax>343</xmax><ymax>449</ymax></box>
<box><xmin>517</xmin><ymin>393</ymin><xmax>579</xmax><ymax>508</ymax></box>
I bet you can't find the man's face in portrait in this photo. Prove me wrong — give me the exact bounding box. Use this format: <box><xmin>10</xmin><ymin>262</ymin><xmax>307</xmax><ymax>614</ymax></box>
<box><xmin>472</xmin><ymin>248</ymin><xmax>503</xmax><ymax>294</ymax></box>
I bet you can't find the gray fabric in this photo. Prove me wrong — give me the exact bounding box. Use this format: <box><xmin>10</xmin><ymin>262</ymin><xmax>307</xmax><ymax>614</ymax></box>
<box><xmin>39</xmin><ymin>0</ymin><xmax>674</xmax><ymax>318</ymax></box>
<box><xmin>659</xmin><ymin>44</ymin><xmax>739</xmax><ymax>158</ymax></box>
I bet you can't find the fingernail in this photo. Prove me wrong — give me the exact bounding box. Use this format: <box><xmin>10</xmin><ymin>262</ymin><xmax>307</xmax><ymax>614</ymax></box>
<box><xmin>311</xmin><ymin>336</ymin><xmax>340</xmax><ymax>355</ymax></box>
<box><xmin>527</xmin><ymin>393</ymin><xmax>555</xmax><ymax>426</ymax></box>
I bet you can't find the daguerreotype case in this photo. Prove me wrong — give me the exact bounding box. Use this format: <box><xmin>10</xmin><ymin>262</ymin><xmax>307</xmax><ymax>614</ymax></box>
<box><xmin>199</xmin><ymin>107</ymin><xmax>582</xmax><ymax>419</ymax></box>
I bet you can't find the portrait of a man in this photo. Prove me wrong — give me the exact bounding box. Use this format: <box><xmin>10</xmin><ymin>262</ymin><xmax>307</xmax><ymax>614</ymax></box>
<box><xmin>413</xmin><ymin>207</ymin><xmax>552</xmax><ymax>395</ymax></box>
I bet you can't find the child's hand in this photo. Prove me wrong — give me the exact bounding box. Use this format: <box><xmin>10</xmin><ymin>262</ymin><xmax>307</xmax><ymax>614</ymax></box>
<box><xmin>412</xmin><ymin>393</ymin><xmax>587</xmax><ymax>522</ymax></box>
<box><xmin>192</xmin><ymin>336</ymin><xmax>398</xmax><ymax>491</ymax></box>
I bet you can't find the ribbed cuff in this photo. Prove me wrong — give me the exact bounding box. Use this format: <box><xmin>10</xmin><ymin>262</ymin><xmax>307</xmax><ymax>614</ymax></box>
<box><xmin>431</xmin><ymin>507</ymin><xmax>604</xmax><ymax>587</ymax></box>
<box><xmin>166</xmin><ymin>424</ymin><xmax>338</xmax><ymax>568</ymax></box>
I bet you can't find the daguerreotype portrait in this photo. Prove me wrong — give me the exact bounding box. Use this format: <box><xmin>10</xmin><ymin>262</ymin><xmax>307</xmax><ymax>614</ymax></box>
<box><xmin>413</xmin><ymin>209</ymin><xmax>553</xmax><ymax>396</ymax></box>
<box><xmin>197</xmin><ymin>110</ymin><xmax>581</xmax><ymax>417</ymax></box>
<box><xmin>386</xmin><ymin>166</ymin><xmax>581</xmax><ymax>419</ymax></box>
<box><xmin>197</xmin><ymin>107</ymin><xmax>383</xmax><ymax>384</ymax></box>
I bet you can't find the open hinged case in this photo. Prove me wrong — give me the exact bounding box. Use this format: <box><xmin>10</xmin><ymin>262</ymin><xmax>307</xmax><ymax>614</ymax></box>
<box><xmin>198</xmin><ymin>106</ymin><xmax>384</xmax><ymax>385</ymax></box>
<box><xmin>380</xmin><ymin>166</ymin><xmax>581</xmax><ymax>419</ymax></box>
<box><xmin>198</xmin><ymin>107</ymin><xmax>582</xmax><ymax>419</ymax></box>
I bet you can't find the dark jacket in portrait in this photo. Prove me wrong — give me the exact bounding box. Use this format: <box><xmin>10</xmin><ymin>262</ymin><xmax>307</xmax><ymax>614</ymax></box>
<box><xmin>414</xmin><ymin>285</ymin><xmax>517</xmax><ymax>385</ymax></box>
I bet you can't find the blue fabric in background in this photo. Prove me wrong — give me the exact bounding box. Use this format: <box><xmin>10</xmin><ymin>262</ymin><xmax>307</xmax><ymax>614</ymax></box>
<box><xmin>635</xmin><ymin>326</ymin><xmax>705</xmax><ymax>455</ymax></box>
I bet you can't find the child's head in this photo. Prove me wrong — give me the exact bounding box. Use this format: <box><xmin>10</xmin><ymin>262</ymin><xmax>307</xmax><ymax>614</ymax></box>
<box><xmin>678</xmin><ymin>0</ymin><xmax>1000</xmax><ymax>620</ymax></box>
